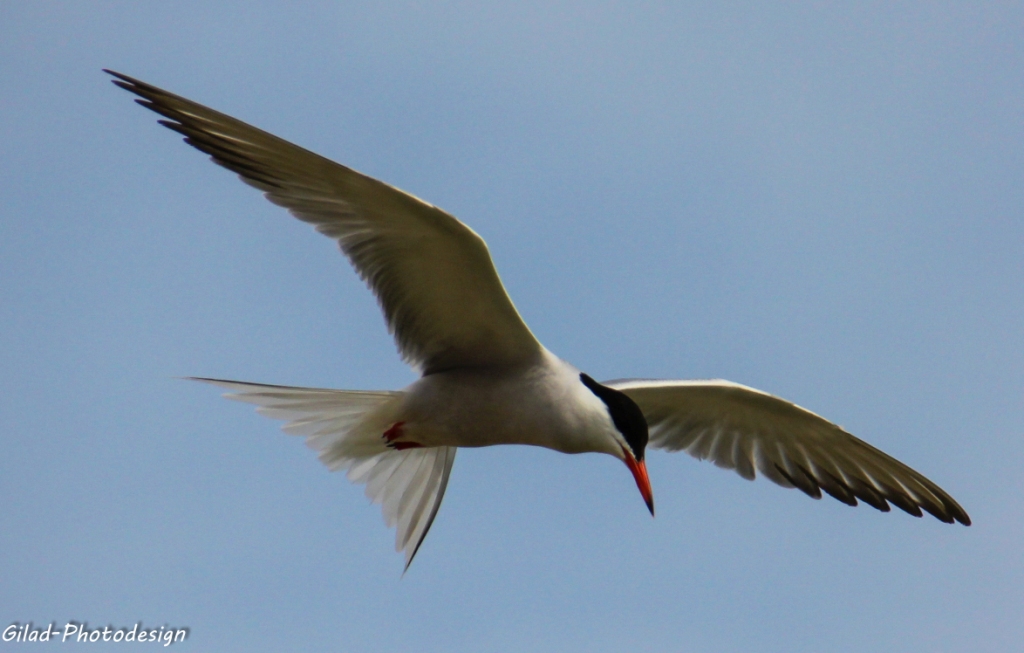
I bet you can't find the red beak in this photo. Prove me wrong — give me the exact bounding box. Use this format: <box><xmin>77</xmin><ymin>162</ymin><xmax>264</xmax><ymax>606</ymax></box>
<box><xmin>623</xmin><ymin>447</ymin><xmax>655</xmax><ymax>516</ymax></box>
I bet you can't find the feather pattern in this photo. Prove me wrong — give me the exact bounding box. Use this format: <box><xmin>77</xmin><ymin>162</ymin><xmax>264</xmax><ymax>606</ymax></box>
<box><xmin>106</xmin><ymin>70</ymin><xmax>970</xmax><ymax>571</ymax></box>
<box><xmin>192</xmin><ymin>378</ymin><xmax>456</xmax><ymax>569</ymax></box>
<box><xmin>609</xmin><ymin>379</ymin><xmax>970</xmax><ymax>525</ymax></box>
<box><xmin>107</xmin><ymin>70</ymin><xmax>541</xmax><ymax>375</ymax></box>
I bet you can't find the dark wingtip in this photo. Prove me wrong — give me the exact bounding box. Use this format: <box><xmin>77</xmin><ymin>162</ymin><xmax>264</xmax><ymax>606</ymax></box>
<box><xmin>104</xmin><ymin>69</ymin><xmax>133</xmax><ymax>84</ymax></box>
<box><xmin>104</xmin><ymin>69</ymin><xmax>161</xmax><ymax>99</ymax></box>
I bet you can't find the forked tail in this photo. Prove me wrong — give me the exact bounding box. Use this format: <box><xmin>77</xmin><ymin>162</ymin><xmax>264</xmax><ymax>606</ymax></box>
<box><xmin>191</xmin><ymin>378</ymin><xmax>456</xmax><ymax>570</ymax></box>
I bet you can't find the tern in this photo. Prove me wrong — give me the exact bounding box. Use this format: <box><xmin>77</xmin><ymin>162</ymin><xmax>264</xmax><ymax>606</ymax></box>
<box><xmin>108</xmin><ymin>70</ymin><xmax>970</xmax><ymax>570</ymax></box>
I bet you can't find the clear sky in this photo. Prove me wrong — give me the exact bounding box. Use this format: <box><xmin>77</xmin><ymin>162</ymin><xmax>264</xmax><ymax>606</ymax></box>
<box><xmin>2</xmin><ymin>3</ymin><xmax>1021</xmax><ymax>651</ymax></box>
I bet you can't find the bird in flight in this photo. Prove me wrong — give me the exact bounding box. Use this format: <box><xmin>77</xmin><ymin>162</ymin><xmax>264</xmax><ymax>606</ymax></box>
<box><xmin>107</xmin><ymin>70</ymin><xmax>970</xmax><ymax>570</ymax></box>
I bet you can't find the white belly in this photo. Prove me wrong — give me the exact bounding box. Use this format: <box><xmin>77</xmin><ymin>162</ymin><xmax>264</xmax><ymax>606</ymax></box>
<box><xmin>395</xmin><ymin>352</ymin><xmax>620</xmax><ymax>456</ymax></box>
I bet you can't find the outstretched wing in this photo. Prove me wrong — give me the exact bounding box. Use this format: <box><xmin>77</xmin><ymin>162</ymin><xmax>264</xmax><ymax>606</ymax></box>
<box><xmin>109</xmin><ymin>70</ymin><xmax>542</xmax><ymax>375</ymax></box>
<box><xmin>194</xmin><ymin>378</ymin><xmax>456</xmax><ymax>570</ymax></box>
<box><xmin>609</xmin><ymin>379</ymin><xmax>970</xmax><ymax>525</ymax></box>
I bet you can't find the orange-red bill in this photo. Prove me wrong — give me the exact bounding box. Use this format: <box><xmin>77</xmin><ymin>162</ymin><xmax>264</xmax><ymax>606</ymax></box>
<box><xmin>623</xmin><ymin>447</ymin><xmax>654</xmax><ymax>516</ymax></box>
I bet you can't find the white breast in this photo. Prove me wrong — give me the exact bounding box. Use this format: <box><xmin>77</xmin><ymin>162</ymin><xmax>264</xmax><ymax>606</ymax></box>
<box><xmin>397</xmin><ymin>349</ymin><xmax>622</xmax><ymax>456</ymax></box>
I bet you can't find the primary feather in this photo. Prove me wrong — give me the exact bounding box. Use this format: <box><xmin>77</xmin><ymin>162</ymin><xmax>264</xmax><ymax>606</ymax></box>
<box><xmin>108</xmin><ymin>70</ymin><xmax>970</xmax><ymax>571</ymax></box>
<box><xmin>611</xmin><ymin>379</ymin><xmax>970</xmax><ymax>525</ymax></box>
<box><xmin>105</xmin><ymin>70</ymin><xmax>541</xmax><ymax>375</ymax></box>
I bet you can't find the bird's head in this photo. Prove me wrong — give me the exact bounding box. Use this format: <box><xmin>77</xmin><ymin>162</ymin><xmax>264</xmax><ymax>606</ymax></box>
<box><xmin>579</xmin><ymin>373</ymin><xmax>654</xmax><ymax>516</ymax></box>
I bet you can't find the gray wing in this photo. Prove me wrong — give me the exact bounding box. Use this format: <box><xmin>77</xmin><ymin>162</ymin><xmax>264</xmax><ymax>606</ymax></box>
<box><xmin>609</xmin><ymin>379</ymin><xmax>970</xmax><ymax>525</ymax></box>
<box><xmin>108</xmin><ymin>70</ymin><xmax>542</xmax><ymax>374</ymax></box>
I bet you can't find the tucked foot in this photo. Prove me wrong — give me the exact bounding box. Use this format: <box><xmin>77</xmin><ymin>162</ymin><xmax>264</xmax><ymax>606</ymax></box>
<box><xmin>382</xmin><ymin>421</ymin><xmax>422</xmax><ymax>450</ymax></box>
<box><xmin>389</xmin><ymin>442</ymin><xmax>423</xmax><ymax>451</ymax></box>
<box><xmin>382</xmin><ymin>421</ymin><xmax>406</xmax><ymax>443</ymax></box>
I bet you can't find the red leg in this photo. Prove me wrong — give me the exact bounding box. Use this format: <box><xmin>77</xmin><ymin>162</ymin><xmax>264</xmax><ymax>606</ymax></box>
<box><xmin>382</xmin><ymin>421</ymin><xmax>421</xmax><ymax>450</ymax></box>
<box><xmin>382</xmin><ymin>421</ymin><xmax>405</xmax><ymax>443</ymax></box>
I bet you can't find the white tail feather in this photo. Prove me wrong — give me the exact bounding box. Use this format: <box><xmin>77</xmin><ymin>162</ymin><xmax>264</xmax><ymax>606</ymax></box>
<box><xmin>191</xmin><ymin>378</ymin><xmax>456</xmax><ymax>569</ymax></box>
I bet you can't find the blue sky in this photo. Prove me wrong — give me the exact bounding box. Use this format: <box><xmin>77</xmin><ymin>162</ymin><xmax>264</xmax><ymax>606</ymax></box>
<box><xmin>2</xmin><ymin>2</ymin><xmax>1021</xmax><ymax>651</ymax></box>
